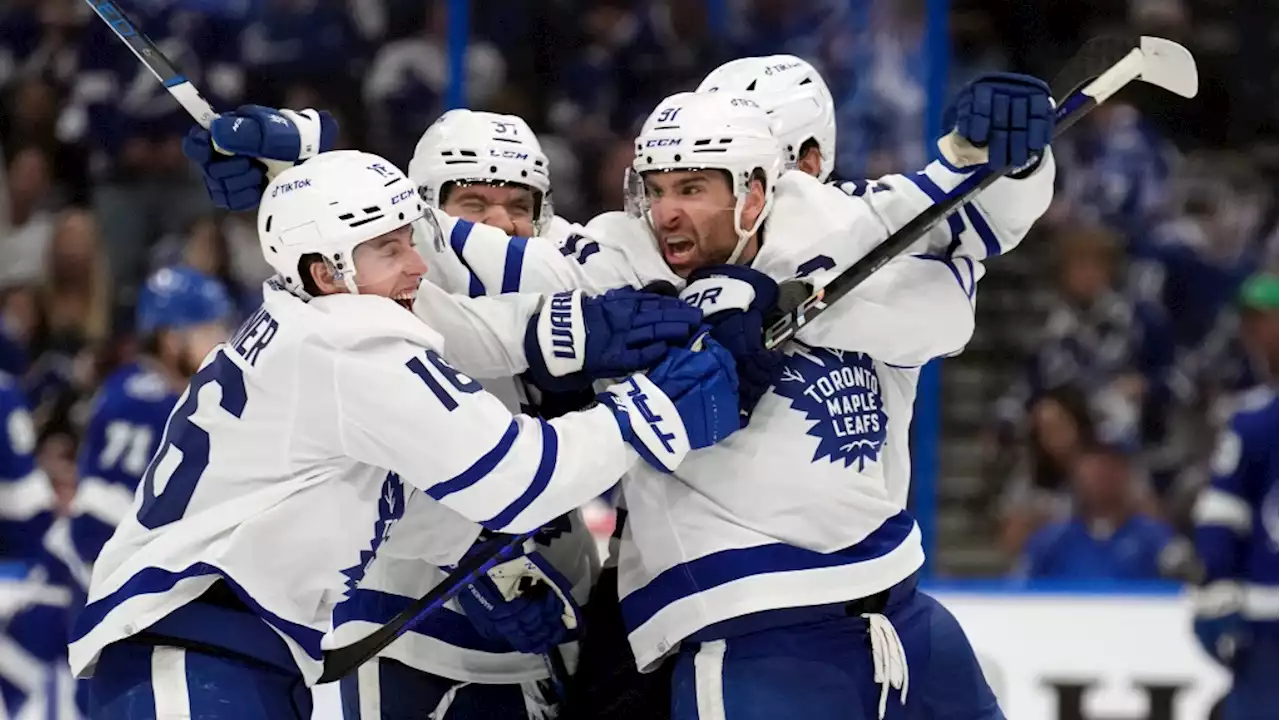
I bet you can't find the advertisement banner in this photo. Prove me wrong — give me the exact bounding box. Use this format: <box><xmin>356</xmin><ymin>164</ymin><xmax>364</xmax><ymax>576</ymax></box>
<box><xmin>934</xmin><ymin>591</ymin><xmax>1233</xmax><ymax>720</ymax></box>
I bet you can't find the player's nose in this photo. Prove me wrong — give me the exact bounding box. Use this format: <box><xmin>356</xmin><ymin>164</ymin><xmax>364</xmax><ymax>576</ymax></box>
<box><xmin>483</xmin><ymin>206</ymin><xmax>517</xmax><ymax>235</ymax></box>
<box><xmin>402</xmin><ymin>247</ymin><xmax>428</xmax><ymax>277</ymax></box>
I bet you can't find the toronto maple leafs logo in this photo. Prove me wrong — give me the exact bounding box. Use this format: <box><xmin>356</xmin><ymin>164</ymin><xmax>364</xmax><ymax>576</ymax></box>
<box><xmin>772</xmin><ymin>347</ymin><xmax>888</xmax><ymax>470</ymax></box>
<box><xmin>340</xmin><ymin>472</ymin><xmax>406</xmax><ymax>592</ymax></box>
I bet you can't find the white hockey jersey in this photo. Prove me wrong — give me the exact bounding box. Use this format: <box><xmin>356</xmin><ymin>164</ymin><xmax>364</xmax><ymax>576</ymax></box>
<box><xmin>328</xmin><ymin>212</ymin><xmax>600</xmax><ymax>684</ymax></box>
<box><xmin>68</xmin><ymin>281</ymin><xmax>641</xmax><ymax>684</ymax></box>
<box><xmin>399</xmin><ymin>156</ymin><xmax>1055</xmax><ymax>670</ymax></box>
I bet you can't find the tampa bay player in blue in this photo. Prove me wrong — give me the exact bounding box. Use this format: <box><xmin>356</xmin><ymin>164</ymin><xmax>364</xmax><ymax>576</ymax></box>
<box><xmin>0</xmin><ymin>370</ymin><xmax>61</xmax><ymax>719</ymax></box>
<box><xmin>62</xmin><ymin>266</ymin><xmax>235</xmax><ymax>591</ymax></box>
<box><xmin>1190</xmin><ymin>274</ymin><xmax>1278</xmax><ymax>720</ymax></box>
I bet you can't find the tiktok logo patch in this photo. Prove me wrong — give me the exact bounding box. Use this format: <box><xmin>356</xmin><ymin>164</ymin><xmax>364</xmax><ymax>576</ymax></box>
<box><xmin>772</xmin><ymin>347</ymin><xmax>888</xmax><ymax>470</ymax></box>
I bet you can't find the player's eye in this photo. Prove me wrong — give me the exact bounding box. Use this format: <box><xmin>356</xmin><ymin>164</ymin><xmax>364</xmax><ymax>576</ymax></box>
<box><xmin>508</xmin><ymin>203</ymin><xmax>533</xmax><ymax>218</ymax></box>
<box><xmin>680</xmin><ymin>185</ymin><xmax>701</xmax><ymax>196</ymax></box>
<box><xmin>459</xmin><ymin>199</ymin><xmax>487</xmax><ymax>213</ymax></box>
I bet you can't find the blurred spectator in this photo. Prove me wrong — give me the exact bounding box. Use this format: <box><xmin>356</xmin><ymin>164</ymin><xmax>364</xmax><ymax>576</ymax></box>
<box><xmin>998</xmin><ymin>387</ymin><xmax>1094</xmax><ymax>556</ymax></box>
<box><xmin>364</xmin><ymin>0</ymin><xmax>506</xmax><ymax>165</ymax></box>
<box><xmin>997</xmin><ymin>224</ymin><xmax>1176</xmax><ymax>456</ymax></box>
<box><xmin>1015</xmin><ymin>443</ymin><xmax>1173</xmax><ymax>582</ymax></box>
<box><xmin>153</xmin><ymin>215</ymin><xmax>265</xmax><ymax>320</ymax></box>
<box><xmin>1</xmin><ymin>76</ymin><xmax>90</xmax><ymax>204</ymax></box>
<box><xmin>23</xmin><ymin>209</ymin><xmax>111</xmax><ymax>438</ymax></box>
<box><xmin>0</xmin><ymin>146</ymin><xmax>57</xmax><ymax>290</ymax></box>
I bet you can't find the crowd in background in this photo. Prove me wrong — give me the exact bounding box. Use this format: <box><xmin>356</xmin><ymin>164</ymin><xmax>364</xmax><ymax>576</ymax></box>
<box><xmin>0</xmin><ymin>0</ymin><xmax>1276</xmax><ymax>589</ymax></box>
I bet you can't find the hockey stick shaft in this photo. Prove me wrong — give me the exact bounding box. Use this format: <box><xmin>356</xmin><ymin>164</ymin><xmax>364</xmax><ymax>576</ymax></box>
<box><xmin>762</xmin><ymin>46</ymin><xmax>1150</xmax><ymax>350</ymax></box>
<box><xmin>83</xmin><ymin>0</ymin><xmax>218</xmax><ymax>129</ymax></box>
<box><xmin>86</xmin><ymin>0</ymin><xmax>559</xmax><ymax>686</ymax></box>
<box><xmin>317</xmin><ymin>531</ymin><xmax>534</xmax><ymax>683</ymax></box>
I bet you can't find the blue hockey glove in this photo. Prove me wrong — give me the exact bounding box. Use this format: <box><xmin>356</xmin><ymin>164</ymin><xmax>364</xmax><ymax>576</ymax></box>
<box><xmin>180</xmin><ymin>105</ymin><xmax>338</xmax><ymax>212</ymax></box>
<box><xmin>599</xmin><ymin>332</ymin><xmax>740</xmax><ymax>472</ymax></box>
<box><xmin>681</xmin><ymin>264</ymin><xmax>785</xmax><ymax>426</ymax></box>
<box><xmin>1191</xmin><ymin>582</ymin><xmax>1251</xmax><ymax>667</ymax></box>
<box><xmin>524</xmin><ymin>288</ymin><xmax>704</xmax><ymax>392</ymax></box>
<box><xmin>944</xmin><ymin>72</ymin><xmax>1054</xmax><ymax>174</ymax></box>
<box><xmin>1194</xmin><ymin>613</ymin><xmax>1249</xmax><ymax>667</ymax></box>
<box><xmin>210</xmin><ymin>105</ymin><xmax>338</xmax><ymax>164</ymax></box>
<box><xmin>182</xmin><ymin>127</ymin><xmax>268</xmax><ymax>212</ymax></box>
<box><xmin>455</xmin><ymin>541</ymin><xmax>582</xmax><ymax>656</ymax></box>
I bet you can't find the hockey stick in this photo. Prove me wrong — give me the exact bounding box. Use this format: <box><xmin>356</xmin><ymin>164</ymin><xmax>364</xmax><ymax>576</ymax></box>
<box><xmin>318</xmin><ymin>531</ymin><xmax>535</xmax><ymax>683</ymax></box>
<box><xmin>82</xmin><ymin>0</ymin><xmax>218</xmax><ymax>129</ymax></box>
<box><xmin>85</xmin><ymin>0</ymin><xmax>543</xmax><ymax>684</ymax></box>
<box><xmin>762</xmin><ymin>36</ymin><xmax>1198</xmax><ymax>350</ymax></box>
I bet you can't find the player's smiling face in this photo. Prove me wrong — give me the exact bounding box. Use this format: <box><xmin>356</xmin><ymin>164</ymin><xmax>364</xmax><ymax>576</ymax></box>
<box><xmin>442</xmin><ymin>182</ymin><xmax>537</xmax><ymax>237</ymax></box>
<box><xmin>643</xmin><ymin>169</ymin><xmax>742</xmax><ymax>277</ymax></box>
<box><xmin>352</xmin><ymin>224</ymin><xmax>427</xmax><ymax>309</ymax></box>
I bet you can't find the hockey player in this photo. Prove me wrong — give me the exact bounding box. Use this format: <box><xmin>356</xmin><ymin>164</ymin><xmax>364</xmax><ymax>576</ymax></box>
<box><xmin>0</xmin><ymin>267</ymin><xmax>235</xmax><ymax>720</ymax></box>
<box><xmin>410</xmin><ymin>108</ymin><xmax>573</xmax><ymax>243</ymax></box>
<box><xmin>179</xmin><ymin>104</ymin><xmax>632</xmax><ymax>719</ymax></box>
<box><xmin>0</xmin><ymin>371</ymin><xmax>57</xmax><ymax>720</ymax></box>
<box><xmin>183</xmin><ymin>71</ymin><xmax>1056</xmax><ymax>718</ymax></box>
<box><xmin>57</xmin><ymin>266</ymin><xmax>234</xmax><ymax>591</ymax></box>
<box><xmin>696</xmin><ymin>54</ymin><xmax>838</xmax><ymax>183</ymax></box>
<box><xmin>68</xmin><ymin>149</ymin><xmax>742</xmax><ymax>719</ymax></box>
<box><xmin>1190</xmin><ymin>274</ymin><xmax>1277</xmax><ymax>720</ymax></box>
<box><xmin>330</xmin><ymin>111</ymin><xmax>605</xmax><ymax>717</ymax></box>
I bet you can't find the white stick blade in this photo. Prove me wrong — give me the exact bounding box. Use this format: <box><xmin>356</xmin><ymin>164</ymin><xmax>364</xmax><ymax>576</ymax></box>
<box><xmin>1139</xmin><ymin>36</ymin><xmax>1198</xmax><ymax>98</ymax></box>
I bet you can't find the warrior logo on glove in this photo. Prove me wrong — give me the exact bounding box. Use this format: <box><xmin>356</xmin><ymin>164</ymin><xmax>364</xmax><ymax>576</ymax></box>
<box><xmin>772</xmin><ymin>347</ymin><xmax>888</xmax><ymax>470</ymax></box>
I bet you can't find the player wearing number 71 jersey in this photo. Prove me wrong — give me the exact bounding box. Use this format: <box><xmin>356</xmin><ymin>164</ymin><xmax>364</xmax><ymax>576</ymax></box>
<box><xmin>67</xmin><ymin>150</ymin><xmax>742</xmax><ymax>720</ymax></box>
<box><xmin>48</xmin><ymin>267</ymin><xmax>234</xmax><ymax>592</ymax></box>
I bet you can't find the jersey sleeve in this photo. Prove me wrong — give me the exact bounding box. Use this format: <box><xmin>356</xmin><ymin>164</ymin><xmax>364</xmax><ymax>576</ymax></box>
<box><xmin>835</xmin><ymin>150</ymin><xmax>1056</xmax><ymax>261</ymax></box>
<box><xmin>421</xmin><ymin>209</ymin><xmax>650</xmax><ymax>297</ymax></box>
<box><xmin>65</xmin><ymin>393</ymin><xmax>156</xmax><ymax>582</ymax></box>
<box><xmin>795</xmin><ymin>154</ymin><xmax>1055</xmax><ymax>365</ymax></box>
<box><xmin>1192</xmin><ymin>410</ymin><xmax>1265</xmax><ymax>583</ymax></box>
<box><xmin>422</xmin><ymin>210</ymin><xmax>627</xmax><ymax>296</ymax></box>
<box><xmin>327</xmin><ymin>338</ymin><xmax>636</xmax><ymax>534</ymax></box>
<box><xmin>795</xmin><ymin>252</ymin><xmax>981</xmax><ymax>367</ymax></box>
<box><xmin>0</xmin><ymin>388</ymin><xmax>52</xmax><ymax>561</ymax></box>
<box><xmin>411</xmin><ymin>281</ymin><xmax>542</xmax><ymax>380</ymax></box>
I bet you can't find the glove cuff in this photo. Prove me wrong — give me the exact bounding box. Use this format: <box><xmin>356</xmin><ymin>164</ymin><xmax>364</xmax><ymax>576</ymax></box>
<box><xmin>524</xmin><ymin>291</ymin><xmax>591</xmax><ymax>392</ymax></box>
<box><xmin>599</xmin><ymin>375</ymin><xmax>690</xmax><ymax>473</ymax></box>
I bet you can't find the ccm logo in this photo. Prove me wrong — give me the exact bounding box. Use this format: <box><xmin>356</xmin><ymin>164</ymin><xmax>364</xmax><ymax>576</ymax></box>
<box><xmin>645</xmin><ymin>138</ymin><xmax>681</xmax><ymax>148</ymax></box>
<box><xmin>391</xmin><ymin>189</ymin><xmax>416</xmax><ymax>205</ymax></box>
<box><xmin>489</xmin><ymin>149</ymin><xmax>529</xmax><ymax>160</ymax></box>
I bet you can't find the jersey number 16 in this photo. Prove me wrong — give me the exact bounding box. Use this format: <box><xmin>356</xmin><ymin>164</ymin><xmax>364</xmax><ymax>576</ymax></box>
<box><xmin>137</xmin><ymin>352</ymin><xmax>247</xmax><ymax>530</ymax></box>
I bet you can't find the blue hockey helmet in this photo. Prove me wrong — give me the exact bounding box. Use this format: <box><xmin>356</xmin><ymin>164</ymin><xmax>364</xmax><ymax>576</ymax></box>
<box><xmin>135</xmin><ymin>266</ymin><xmax>234</xmax><ymax>336</ymax></box>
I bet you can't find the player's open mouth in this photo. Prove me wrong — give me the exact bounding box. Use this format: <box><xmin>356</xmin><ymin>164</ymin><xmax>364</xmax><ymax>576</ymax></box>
<box><xmin>662</xmin><ymin>236</ymin><xmax>696</xmax><ymax>265</ymax></box>
<box><xmin>393</xmin><ymin>290</ymin><xmax>416</xmax><ymax>310</ymax></box>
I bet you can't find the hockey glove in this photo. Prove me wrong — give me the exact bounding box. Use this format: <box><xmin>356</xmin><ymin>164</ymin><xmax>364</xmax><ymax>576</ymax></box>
<box><xmin>599</xmin><ymin>332</ymin><xmax>740</xmax><ymax>472</ymax></box>
<box><xmin>524</xmin><ymin>288</ymin><xmax>704</xmax><ymax>393</ymax></box>
<box><xmin>455</xmin><ymin>539</ymin><xmax>583</xmax><ymax>656</ymax></box>
<box><xmin>681</xmin><ymin>264</ymin><xmax>785</xmax><ymax>426</ymax></box>
<box><xmin>943</xmin><ymin>72</ymin><xmax>1054</xmax><ymax>175</ymax></box>
<box><xmin>1191</xmin><ymin>582</ymin><xmax>1251</xmax><ymax>667</ymax></box>
<box><xmin>180</xmin><ymin>105</ymin><xmax>339</xmax><ymax>212</ymax></box>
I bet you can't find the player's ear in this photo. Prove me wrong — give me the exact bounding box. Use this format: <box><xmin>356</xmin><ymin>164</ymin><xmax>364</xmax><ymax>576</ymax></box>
<box><xmin>740</xmin><ymin>170</ymin><xmax>768</xmax><ymax>233</ymax></box>
<box><xmin>305</xmin><ymin>255</ymin><xmax>342</xmax><ymax>295</ymax></box>
<box><xmin>796</xmin><ymin>142</ymin><xmax>823</xmax><ymax>178</ymax></box>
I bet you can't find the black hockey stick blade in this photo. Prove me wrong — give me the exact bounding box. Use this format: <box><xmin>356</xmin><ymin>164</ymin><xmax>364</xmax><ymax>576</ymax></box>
<box><xmin>763</xmin><ymin>36</ymin><xmax>1196</xmax><ymax>350</ymax></box>
<box><xmin>84</xmin><ymin>0</ymin><xmax>218</xmax><ymax>128</ymax></box>
<box><xmin>317</xmin><ymin>530</ymin><xmax>534</xmax><ymax>683</ymax></box>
